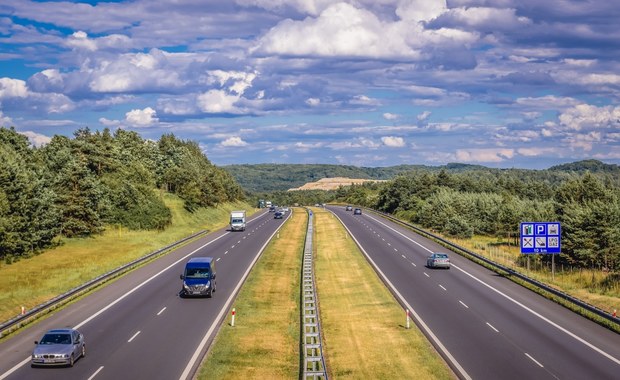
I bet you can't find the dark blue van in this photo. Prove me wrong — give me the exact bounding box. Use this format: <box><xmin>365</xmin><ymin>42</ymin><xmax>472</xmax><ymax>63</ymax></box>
<box><xmin>180</xmin><ymin>257</ymin><xmax>216</xmax><ymax>297</ymax></box>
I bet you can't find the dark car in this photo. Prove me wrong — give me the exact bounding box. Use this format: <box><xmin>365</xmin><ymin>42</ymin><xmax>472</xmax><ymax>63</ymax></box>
<box><xmin>427</xmin><ymin>253</ymin><xmax>451</xmax><ymax>269</ymax></box>
<box><xmin>180</xmin><ymin>257</ymin><xmax>216</xmax><ymax>297</ymax></box>
<box><xmin>346</xmin><ymin>205</ymin><xmax>353</xmax><ymax>211</ymax></box>
<box><xmin>32</xmin><ymin>328</ymin><xmax>85</xmax><ymax>367</ymax></box>
<box><xmin>353</xmin><ymin>208</ymin><xmax>362</xmax><ymax>215</ymax></box>
<box><xmin>274</xmin><ymin>211</ymin><xmax>284</xmax><ymax>219</ymax></box>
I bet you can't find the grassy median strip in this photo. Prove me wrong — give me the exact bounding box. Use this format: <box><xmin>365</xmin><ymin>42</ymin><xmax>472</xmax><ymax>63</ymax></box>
<box><xmin>0</xmin><ymin>195</ymin><xmax>252</xmax><ymax>324</ymax></box>
<box><xmin>314</xmin><ymin>207</ymin><xmax>453</xmax><ymax>379</ymax></box>
<box><xmin>197</xmin><ymin>208</ymin><xmax>306</xmax><ymax>379</ymax></box>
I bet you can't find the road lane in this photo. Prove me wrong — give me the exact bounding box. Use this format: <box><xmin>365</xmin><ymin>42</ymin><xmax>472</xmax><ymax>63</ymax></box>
<box><xmin>0</xmin><ymin>209</ymin><xmax>290</xmax><ymax>380</ymax></box>
<box><xmin>329</xmin><ymin>206</ymin><xmax>620</xmax><ymax>380</ymax></box>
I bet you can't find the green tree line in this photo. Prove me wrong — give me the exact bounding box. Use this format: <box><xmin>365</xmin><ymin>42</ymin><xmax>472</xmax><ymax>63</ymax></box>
<box><xmin>0</xmin><ymin>127</ymin><xmax>243</xmax><ymax>261</ymax></box>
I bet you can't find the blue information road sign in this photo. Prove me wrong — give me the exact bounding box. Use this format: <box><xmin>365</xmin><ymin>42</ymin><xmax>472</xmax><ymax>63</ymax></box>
<box><xmin>520</xmin><ymin>222</ymin><xmax>561</xmax><ymax>254</ymax></box>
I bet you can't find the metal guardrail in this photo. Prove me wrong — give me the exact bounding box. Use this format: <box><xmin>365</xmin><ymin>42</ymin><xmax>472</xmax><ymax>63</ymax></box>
<box><xmin>371</xmin><ymin>209</ymin><xmax>620</xmax><ymax>328</ymax></box>
<box><xmin>0</xmin><ymin>229</ymin><xmax>208</xmax><ymax>338</ymax></box>
<box><xmin>302</xmin><ymin>209</ymin><xmax>328</xmax><ymax>380</ymax></box>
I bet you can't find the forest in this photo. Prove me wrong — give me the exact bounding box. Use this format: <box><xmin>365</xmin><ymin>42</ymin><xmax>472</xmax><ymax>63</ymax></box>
<box><xmin>0</xmin><ymin>127</ymin><xmax>243</xmax><ymax>261</ymax></box>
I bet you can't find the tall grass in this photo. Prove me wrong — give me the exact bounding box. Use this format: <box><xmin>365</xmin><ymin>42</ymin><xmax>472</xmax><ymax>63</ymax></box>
<box><xmin>197</xmin><ymin>208</ymin><xmax>305</xmax><ymax>378</ymax></box>
<box><xmin>314</xmin><ymin>208</ymin><xmax>452</xmax><ymax>379</ymax></box>
<box><xmin>0</xmin><ymin>194</ymin><xmax>254</xmax><ymax>323</ymax></box>
<box><xmin>450</xmin><ymin>235</ymin><xmax>619</xmax><ymax>315</ymax></box>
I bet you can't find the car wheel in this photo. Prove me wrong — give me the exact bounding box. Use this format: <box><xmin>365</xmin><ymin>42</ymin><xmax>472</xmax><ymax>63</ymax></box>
<box><xmin>69</xmin><ymin>354</ymin><xmax>74</xmax><ymax>367</ymax></box>
<box><xmin>81</xmin><ymin>345</ymin><xmax>86</xmax><ymax>358</ymax></box>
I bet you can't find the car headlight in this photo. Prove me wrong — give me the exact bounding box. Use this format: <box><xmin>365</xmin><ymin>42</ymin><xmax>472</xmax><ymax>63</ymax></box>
<box><xmin>183</xmin><ymin>284</ymin><xmax>190</xmax><ymax>290</ymax></box>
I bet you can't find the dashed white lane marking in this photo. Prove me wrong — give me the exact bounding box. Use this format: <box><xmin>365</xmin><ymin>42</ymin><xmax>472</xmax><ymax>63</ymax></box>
<box><xmin>525</xmin><ymin>353</ymin><xmax>544</xmax><ymax>368</ymax></box>
<box><xmin>411</xmin><ymin>262</ymin><xmax>417</xmax><ymax>267</ymax></box>
<box><xmin>401</xmin><ymin>254</ymin><xmax>406</xmax><ymax>259</ymax></box>
<box><xmin>216</xmin><ymin>257</ymin><xmax>221</xmax><ymax>262</ymax></box>
<box><xmin>424</xmin><ymin>272</ymin><xmax>430</xmax><ymax>278</ymax></box>
<box><xmin>459</xmin><ymin>301</ymin><xmax>469</xmax><ymax>309</ymax></box>
<box><xmin>224</xmin><ymin>250</ymin><xmax>229</xmax><ymax>255</ymax></box>
<box><xmin>486</xmin><ymin>322</ymin><xmax>499</xmax><ymax>332</ymax></box>
<box><xmin>128</xmin><ymin>331</ymin><xmax>141</xmax><ymax>343</ymax></box>
<box><xmin>157</xmin><ymin>307</ymin><xmax>166</xmax><ymax>316</ymax></box>
<box><xmin>87</xmin><ymin>366</ymin><xmax>104</xmax><ymax>380</ymax></box>
<box><xmin>439</xmin><ymin>285</ymin><xmax>447</xmax><ymax>291</ymax></box>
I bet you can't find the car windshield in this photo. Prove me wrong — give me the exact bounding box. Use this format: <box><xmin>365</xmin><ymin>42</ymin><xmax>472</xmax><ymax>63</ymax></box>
<box><xmin>231</xmin><ymin>218</ymin><xmax>243</xmax><ymax>223</ymax></box>
<box><xmin>40</xmin><ymin>333</ymin><xmax>72</xmax><ymax>345</ymax></box>
<box><xmin>434</xmin><ymin>254</ymin><xmax>448</xmax><ymax>259</ymax></box>
<box><xmin>185</xmin><ymin>268</ymin><xmax>210</xmax><ymax>278</ymax></box>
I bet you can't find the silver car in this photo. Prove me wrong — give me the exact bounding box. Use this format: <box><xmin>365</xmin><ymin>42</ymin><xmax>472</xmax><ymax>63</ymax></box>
<box><xmin>427</xmin><ymin>253</ymin><xmax>451</xmax><ymax>269</ymax></box>
<box><xmin>32</xmin><ymin>328</ymin><xmax>85</xmax><ymax>367</ymax></box>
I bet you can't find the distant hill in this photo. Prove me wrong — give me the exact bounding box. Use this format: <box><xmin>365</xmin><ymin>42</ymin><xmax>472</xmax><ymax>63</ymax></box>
<box><xmin>222</xmin><ymin>163</ymin><xmax>423</xmax><ymax>192</ymax></box>
<box><xmin>223</xmin><ymin>160</ymin><xmax>619</xmax><ymax>193</ymax></box>
<box><xmin>549</xmin><ymin>159</ymin><xmax>620</xmax><ymax>174</ymax></box>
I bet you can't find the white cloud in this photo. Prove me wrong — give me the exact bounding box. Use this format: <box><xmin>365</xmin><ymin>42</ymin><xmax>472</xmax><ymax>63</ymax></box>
<box><xmin>381</xmin><ymin>136</ymin><xmax>405</xmax><ymax>147</ymax></box>
<box><xmin>89</xmin><ymin>49</ymin><xmax>183</xmax><ymax>92</ymax></box>
<box><xmin>67</xmin><ymin>31</ymin><xmax>97</xmax><ymax>51</ymax></box>
<box><xmin>515</xmin><ymin>95</ymin><xmax>581</xmax><ymax>110</ymax></box>
<box><xmin>396</xmin><ymin>0</ymin><xmax>447</xmax><ymax>22</ymax></box>
<box><xmin>417</xmin><ymin>111</ymin><xmax>431</xmax><ymax>121</ymax></box>
<box><xmin>197</xmin><ymin>90</ymin><xmax>240</xmax><ymax>113</ymax></box>
<box><xmin>19</xmin><ymin>130</ymin><xmax>52</xmax><ymax>147</ymax></box>
<box><xmin>456</xmin><ymin>148</ymin><xmax>515</xmax><ymax>163</ymax></box>
<box><xmin>0</xmin><ymin>109</ymin><xmax>13</xmax><ymax>126</ymax></box>
<box><xmin>220</xmin><ymin>136</ymin><xmax>248</xmax><ymax>147</ymax></box>
<box><xmin>306</xmin><ymin>98</ymin><xmax>320</xmax><ymax>106</ymax></box>
<box><xmin>125</xmin><ymin>107</ymin><xmax>158</xmax><ymax>126</ymax></box>
<box><xmin>0</xmin><ymin>78</ymin><xmax>29</xmax><ymax>99</ymax></box>
<box><xmin>253</xmin><ymin>3</ymin><xmax>426</xmax><ymax>59</ymax></box>
<box><xmin>350</xmin><ymin>95</ymin><xmax>380</xmax><ymax>106</ymax></box>
<box><xmin>383</xmin><ymin>113</ymin><xmax>399</xmax><ymax>121</ymax></box>
<box><xmin>558</xmin><ymin>104</ymin><xmax>620</xmax><ymax>131</ymax></box>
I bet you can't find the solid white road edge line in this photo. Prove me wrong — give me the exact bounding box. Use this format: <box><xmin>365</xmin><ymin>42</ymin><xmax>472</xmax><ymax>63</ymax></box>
<box><xmin>525</xmin><ymin>353</ymin><xmax>544</xmax><ymax>368</ymax></box>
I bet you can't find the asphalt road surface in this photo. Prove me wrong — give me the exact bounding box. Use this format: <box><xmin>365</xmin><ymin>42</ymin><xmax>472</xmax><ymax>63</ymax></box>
<box><xmin>0</xmin><ymin>209</ymin><xmax>288</xmax><ymax>380</ymax></box>
<box><xmin>328</xmin><ymin>205</ymin><xmax>620</xmax><ymax>380</ymax></box>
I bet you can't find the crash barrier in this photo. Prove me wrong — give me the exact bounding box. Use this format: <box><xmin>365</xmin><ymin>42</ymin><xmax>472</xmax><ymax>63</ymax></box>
<box><xmin>0</xmin><ymin>230</ymin><xmax>208</xmax><ymax>338</ymax></box>
<box><xmin>372</xmin><ymin>209</ymin><xmax>620</xmax><ymax>328</ymax></box>
<box><xmin>302</xmin><ymin>209</ymin><xmax>328</xmax><ymax>379</ymax></box>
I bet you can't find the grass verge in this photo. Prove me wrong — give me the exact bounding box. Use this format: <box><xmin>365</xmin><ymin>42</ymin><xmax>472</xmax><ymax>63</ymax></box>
<box><xmin>196</xmin><ymin>208</ymin><xmax>306</xmax><ymax>379</ymax></box>
<box><xmin>0</xmin><ymin>194</ymin><xmax>253</xmax><ymax>324</ymax></box>
<box><xmin>313</xmin><ymin>207</ymin><xmax>453</xmax><ymax>379</ymax></box>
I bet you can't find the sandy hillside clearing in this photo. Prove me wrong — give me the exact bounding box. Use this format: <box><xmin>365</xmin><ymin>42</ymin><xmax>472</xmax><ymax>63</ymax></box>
<box><xmin>288</xmin><ymin>177</ymin><xmax>385</xmax><ymax>191</ymax></box>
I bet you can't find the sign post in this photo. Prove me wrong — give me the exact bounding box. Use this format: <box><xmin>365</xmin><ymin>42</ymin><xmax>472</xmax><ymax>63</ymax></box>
<box><xmin>520</xmin><ymin>222</ymin><xmax>561</xmax><ymax>279</ymax></box>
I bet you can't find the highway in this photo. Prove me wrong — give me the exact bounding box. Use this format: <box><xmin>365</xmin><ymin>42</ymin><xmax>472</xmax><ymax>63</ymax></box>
<box><xmin>328</xmin><ymin>205</ymin><xmax>620</xmax><ymax>380</ymax></box>
<box><xmin>0</xmin><ymin>209</ymin><xmax>287</xmax><ymax>380</ymax></box>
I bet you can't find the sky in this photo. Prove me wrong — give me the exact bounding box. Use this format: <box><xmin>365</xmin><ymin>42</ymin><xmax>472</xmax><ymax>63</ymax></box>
<box><xmin>1</xmin><ymin>0</ymin><xmax>619</xmax><ymax>169</ymax></box>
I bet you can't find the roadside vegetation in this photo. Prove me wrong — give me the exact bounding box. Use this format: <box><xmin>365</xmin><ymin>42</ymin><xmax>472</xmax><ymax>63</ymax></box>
<box><xmin>313</xmin><ymin>207</ymin><xmax>452</xmax><ymax>379</ymax></box>
<box><xmin>0</xmin><ymin>126</ymin><xmax>244</xmax><ymax>263</ymax></box>
<box><xmin>0</xmin><ymin>195</ymin><xmax>253</xmax><ymax>324</ymax></box>
<box><xmin>197</xmin><ymin>208</ymin><xmax>305</xmax><ymax>379</ymax></box>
